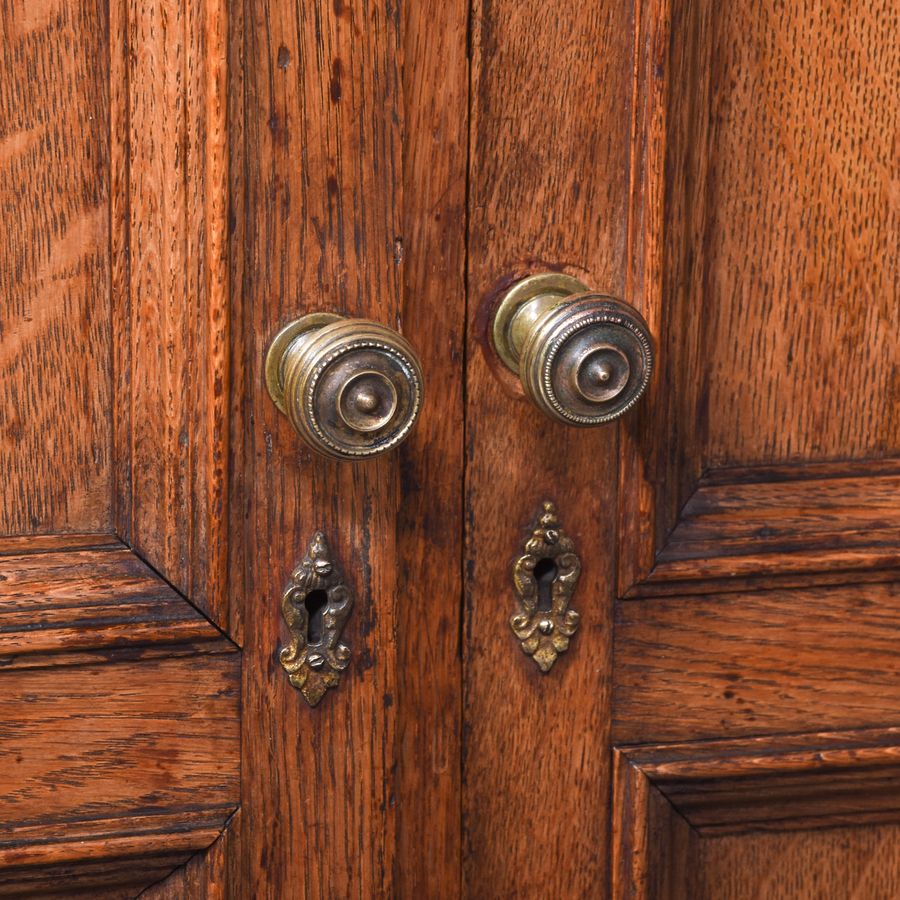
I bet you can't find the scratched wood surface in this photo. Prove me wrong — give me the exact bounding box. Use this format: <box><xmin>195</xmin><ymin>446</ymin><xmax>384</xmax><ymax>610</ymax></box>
<box><xmin>463</xmin><ymin>0</ymin><xmax>632</xmax><ymax>895</ymax></box>
<box><xmin>622</xmin><ymin>728</ymin><xmax>900</xmax><ymax>833</ymax></box>
<box><xmin>142</xmin><ymin>811</ymin><xmax>241</xmax><ymax>900</ymax></box>
<box><xmin>619</xmin><ymin>0</ymin><xmax>900</xmax><ymax>588</ymax></box>
<box><xmin>614</xmin><ymin>731</ymin><xmax>900</xmax><ymax>899</ymax></box>
<box><xmin>0</xmin><ymin>0</ymin><xmax>112</xmax><ymax>536</ymax></box>
<box><xmin>235</xmin><ymin>0</ymin><xmax>466</xmax><ymax>894</ymax></box>
<box><xmin>0</xmin><ymin>544</ymin><xmax>235</xmax><ymax>668</ymax></box>
<box><xmin>393</xmin><ymin>0</ymin><xmax>468</xmax><ymax>893</ymax></box>
<box><xmin>0</xmin><ymin>540</ymin><xmax>239</xmax><ymax>896</ymax></box>
<box><xmin>611</xmin><ymin>1</ymin><xmax>900</xmax><ymax>895</ymax></box>
<box><xmin>0</xmin><ymin>0</ymin><xmax>239</xmax><ymax>895</ymax></box>
<box><xmin>615</xmin><ymin>581</ymin><xmax>900</xmax><ymax>744</ymax></box>
<box><xmin>0</xmin><ymin>653</ymin><xmax>239</xmax><ymax>893</ymax></box>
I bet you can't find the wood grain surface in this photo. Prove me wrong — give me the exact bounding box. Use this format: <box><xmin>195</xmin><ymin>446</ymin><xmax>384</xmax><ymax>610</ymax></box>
<box><xmin>615</xmin><ymin>581</ymin><xmax>900</xmax><ymax>744</ymax></box>
<box><xmin>463</xmin><ymin>0</ymin><xmax>632</xmax><ymax>895</ymax></box>
<box><xmin>630</xmin><ymin>462</ymin><xmax>900</xmax><ymax>592</ymax></box>
<box><xmin>0</xmin><ymin>539</ymin><xmax>239</xmax><ymax>896</ymax></box>
<box><xmin>619</xmin><ymin>0</ymin><xmax>900</xmax><ymax>590</ymax></box>
<box><xmin>614</xmin><ymin>729</ymin><xmax>900</xmax><ymax>899</ymax></box>
<box><xmin>393</xmin><ymin>0</ymin><xmax>468</xmax><ymax>893</ymax></box>
<box><xmin>0</xmin><ymin>654</ymin><xmax>239</xmax><ymax>894</ymax></box>
<box><xmin>142</xmin><ymin>810</ymin><xmax>241</xmax><ymax>900</ymax></box>
<box><xmin>620</xmin><ymin>728</ymin><xmax>900</xmax><ymax>833</ymax></box>
<box><xmin>691</xmin><ymin>825</ymin><xmax>900</xmax><ymax>900</ymax></box>
<box><xmin>234</xmin><ymin>0</ymin><xmax>467</xmax><ymax>893</ymax></box>
<box><xmin>111</xmin><ymin>0</ymin><xmax>232</xmax><ymax>630</ymax></box>
<box><xmin>0</xmin><ymin>543</ymin><xmax>235</xmax><ymax>668</ymax></box>
<box><xmin>618</xmin><ymin>0</ymin><xmax>714</xmax><ymax>593</ymax></box>
<box><xmin>0</xmin><ymin>0</ymin><xmax>112</xmax><ymax>536</ymax></box>
<box><xmin>702</xmin><ymin>0</ymin><xmax>900</xmax><ymax>468</ymax></box>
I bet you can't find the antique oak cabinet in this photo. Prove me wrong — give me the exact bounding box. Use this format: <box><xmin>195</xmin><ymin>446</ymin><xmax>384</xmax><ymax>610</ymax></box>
<box><xmin>1</xmin><ymin>0</ymin><xmax>898</xmax><ymax>896</ymax></box>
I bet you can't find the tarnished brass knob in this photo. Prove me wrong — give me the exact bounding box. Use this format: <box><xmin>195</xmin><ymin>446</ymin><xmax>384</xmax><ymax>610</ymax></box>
<box><xmin>491</xmin><ymin>273</ymin><xmax>653</xmax><ymax>425</ymax></box>
<box><xmin>265</xmin><ymin>314</ymin><xmax>424</xmax><ymax>460</ymax></box>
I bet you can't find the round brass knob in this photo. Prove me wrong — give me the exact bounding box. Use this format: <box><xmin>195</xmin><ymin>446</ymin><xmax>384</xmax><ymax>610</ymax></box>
<box><xmin>492</xmin><ymin>273</ymin><xmax>653</xmax><ymax>425</ymax></box>
<box><xmin>265</xmin><ymin>314</ymin><xmax>424</xmax><ymax>460</ymax></box>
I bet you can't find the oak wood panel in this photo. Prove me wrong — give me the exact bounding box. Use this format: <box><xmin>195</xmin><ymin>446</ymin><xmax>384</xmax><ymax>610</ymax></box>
<box><xmin>464</xmin><ymin>0</ymin><xmax>632</xmax><ymax>894</ymax></box>
<box><xmin>0</xmin><ymin>0</ymin><xmax>112</xmax><ymax>536</ymax></box>
<box><xmin>618</xmin><ymin>0</ymin><xmax>714</xmax><ymax>594</ymax></box>
<box><xmin>0</xmin><ymin>655</ymin><xmax>239</xmax><ymax>894</ymax></box>
<box><xmin>0</xmin><ymin>545</ymin><xmax>235</xmax><ymax>669</ymax></box>
<box><xmin>0</xmin><ymin>851</ymin><xmax>194</xmax><ymax>899</ymax></box>
<box><xmin>644</xmin><ymin>789</ymin><xmax>696</xmax><ymax>900</ymax></box>
<box><xmin>619</xmin><ymin>0</ymin><xmax>900</xmax><ymax>591</ymax></box>
<box><xmin>692</xmin><ymin>825</ymin><xmax>900</xmax><ymax>900</ymax></box>
<box><xmin>394</xmin><ymin>0</ymin><xmax>468</xmax><ymax>894</ymax></box>
<box><xmin>236</xmin><ymin>0</ymin><xmax>419</xmax><ymax>895</ymax></box>
<box><xmin>612</xmin><ymin>757</ymin><xmax>698</xmax><ymax>900</ymax></box>
<box><xmin>615</xmin><ymin>582</ymin><xmax>900</xmax><ymax>743</ymax></box>
<box><xmin>703</xmin><ymin>0</ymin><xmax>900</xmax><ymax>467</ymax></box>
<box><xmin>614</xmin><ymin>730</ymin><xmax>900</xmax><ymax>898</ymax></box>
<box><xmin>0</xmin><ymin>533</ymin><xmax>122</xmax><ymax>556</ymax></box>
<box><xmin>111</xmin><ymin>0</ymin><xmax>232</xmax><ymax>630</ymax></box>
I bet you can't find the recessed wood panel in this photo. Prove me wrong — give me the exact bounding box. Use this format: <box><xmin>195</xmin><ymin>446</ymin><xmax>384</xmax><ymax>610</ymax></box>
<box><xmin>0</xmin><ymin>0</ymin><xmax>112</xmax><ymax>536</ymax></box>
<box><xmin>619</xmin><ymin>0</ymin><xmax>900</xmax><ymax>591</ymax></box>
<box><xmin>0</xmin><ymin>541</ymin><xmax>240</xmax><ymax>895</ymax></box>
<box><xmin>703</xmin><ymin>0</ymin><xmax>900</xmax><ymax>467</ymax></box>
<box><xmin>615</xmin><ymin>582</ymin><xmax>900</xmax><ymax>743</ymax></box>
<box><xmin>0</xmin><ymin>654</ymin><xmax>239</xmax><ymax>891</ymax></box>
<box><xmin>692</xmin><ymin>825</ymin><xmax>900</xmax><ymax>900</ymax></box>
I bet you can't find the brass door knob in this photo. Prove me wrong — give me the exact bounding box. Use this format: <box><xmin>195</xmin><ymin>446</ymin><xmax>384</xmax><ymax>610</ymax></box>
<box><xmin>491</xmin><ymin>273</ymin><xmax>653</xmax><ymax>425</ymax></box>
<box><xmin>265</xmin><ymin>314</ymin><xmax>424</xmax><ymax>460</ymax></box>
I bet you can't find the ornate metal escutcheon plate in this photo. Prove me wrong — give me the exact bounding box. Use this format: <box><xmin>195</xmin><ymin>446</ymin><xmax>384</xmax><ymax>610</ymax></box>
<box><xmin>279</xmin><ymin>531</ymin><xmax>353</xmax><ymax>706</ymax></box>
<box><xmin>510</xmin><ymin>502</ymin><xmax>581</xmax><ymax>672</ymax></box>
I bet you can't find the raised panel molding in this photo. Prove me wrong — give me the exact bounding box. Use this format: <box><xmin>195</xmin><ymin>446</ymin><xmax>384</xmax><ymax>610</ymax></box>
<box><xmin>0</xmin><ymin>540</ymin><xmax>240</xmax><ymax>897</ymax></box>
<box><xmin>110</xmin><ymin>0</ymin><xmax>232</xmax><ymax>635</ymax></box>
<box><xmin>612</xmin><ymin>728</ymin><xmax>900</xmax><ymax>899</ymax></box>
<box><xmin>625</xmin><ymin>461</ymin><xmax>900</xmax><ymax>598</ymax></box>
<box><xmin>618</xmin><ymin>0</ymin><xmax>900</xmax><ymax>600</ymax></box>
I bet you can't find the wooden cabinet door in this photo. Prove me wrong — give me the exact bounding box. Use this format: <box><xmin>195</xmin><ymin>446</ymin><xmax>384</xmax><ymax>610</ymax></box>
<box><xmin>3</xmin><ymin>0</ymin><xmax>897</xmax><ymax>898</ymax></box>
<box><xmin>465</xmin><ymin>0</ymin><xmax>899</xmax><ymax>895</ymax></box>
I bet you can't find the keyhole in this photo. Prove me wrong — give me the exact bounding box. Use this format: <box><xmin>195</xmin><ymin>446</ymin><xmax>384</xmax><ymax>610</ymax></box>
<box><xmin>533</xmin><ymin>557</ymin><xmax>558</xmax><ymax>612</ymax></box>
<box><xmin>305</xmin><ymin>589</ymin><xmax>328</xmax><ymax>644</ymax></box>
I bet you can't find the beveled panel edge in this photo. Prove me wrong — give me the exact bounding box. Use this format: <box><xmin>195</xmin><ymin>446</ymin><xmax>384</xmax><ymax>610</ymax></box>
<box><xmin>616</xmin><ymin>725</ymin><xmax>900</xmax><ymax>834</ymax></box>
<box><xmin>0</xmin><ymin>542</ymin><xmax>237</xmax><ymax>670</ymax></box>
<box><xmin>622</xmin><ymin>461</ymin><xmax>900</xmax><ymax>599</ymax></box>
